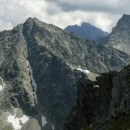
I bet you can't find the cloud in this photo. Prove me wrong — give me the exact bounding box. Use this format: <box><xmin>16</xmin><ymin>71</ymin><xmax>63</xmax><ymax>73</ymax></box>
<box><xmin>0</xmin><ymin>19</ymin><xmax>13</xmax><ymax>31</ymax></box>
<box><xmin>0</xmin><ymin>0</ymin><xmax>49</xmax><ymax>30</ymax></box>
<box><xmin>0</xmin><ymin>0</ymin><xmax>129</xmax><ymax>32</ymax></box>
<box><xmin>46</xmin><ymin>0</ymin><xmax>130</xmax><ymax>14</ymax></box>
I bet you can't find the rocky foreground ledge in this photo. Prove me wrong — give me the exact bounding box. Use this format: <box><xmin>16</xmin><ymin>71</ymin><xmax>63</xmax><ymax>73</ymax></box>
<box><xmin>65</xmin><ymin>65</ymin><xmax>130</xmax><ymax>130</ymax></box>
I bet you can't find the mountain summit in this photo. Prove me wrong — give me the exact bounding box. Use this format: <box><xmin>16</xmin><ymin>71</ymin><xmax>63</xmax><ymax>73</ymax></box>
<box><xmin>65</xmin><ymin>22</ymin><xmax>109</xmax><ymax>41</ymax></box>
<box><xmin>106</xmin><ymin>14</ymin><xmax>130</xmax><ymax>55</ymax></box>
<box><xmin>116</xmin><ymin>14</ymin><xmax>130</xmax><ymax>29</ymax></box>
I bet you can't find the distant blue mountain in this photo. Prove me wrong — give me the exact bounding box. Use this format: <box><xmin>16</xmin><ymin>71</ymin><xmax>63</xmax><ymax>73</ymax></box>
<box><xmin>65</xmin><ymin>23</ymin><xmax>109</xmax><ymax>41</ymax></box>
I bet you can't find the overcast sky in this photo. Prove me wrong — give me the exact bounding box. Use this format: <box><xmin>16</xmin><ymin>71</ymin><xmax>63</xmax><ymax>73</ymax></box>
<box><xmin>0</xmin><ymin>0</ymin><xmax>129</xmax><ymax>32</ymax></box>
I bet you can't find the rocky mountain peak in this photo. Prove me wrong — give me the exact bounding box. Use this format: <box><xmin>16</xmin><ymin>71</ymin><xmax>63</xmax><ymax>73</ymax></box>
<box><xmin>116</xmin><ymin>14</ymin><xmax>130</xmax><ymax>29</ymax></box>
<box><xmin>105</xmin><ymin>14</ymin><xmax>130</xmax><ymax>55</ymax></box>
<box><xmin>24</xmin><ymin>17</ymin><xmax>44</xmax><ymax>30</ymax></box>
<box><xmin>65</xmin><ymin>22</ymin><xmax>109</xmax><ymax>41</ymax></box>
<box><xmin>25</xmin><ymin>17</ymin><xmax>42</xmax><ymax>24</ymax></box>
<box><xmin>81</xmin><ymin>22</ymin><xmax>93</xmax><ymax>27</ymax></box>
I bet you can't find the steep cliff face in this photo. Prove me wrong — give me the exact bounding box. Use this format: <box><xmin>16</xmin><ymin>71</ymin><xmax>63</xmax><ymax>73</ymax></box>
<box><xmin>65</xmin><ymin>65</ymin><xmax>130</xmax><ymax>130</ymax></box>
<box><xmin>105</xmin><ymin>14</ymin><xmax>130</xmax><ymax>55</ymax></box>
<box><xmin>0</xmin><ymin>24</ymin><xmax>38</xmax><ymax>130</ymax></box>
<box><xmin>0</xmin><ymin>17</ymin><xmax>129</xmax><ymax>130</ymax></box>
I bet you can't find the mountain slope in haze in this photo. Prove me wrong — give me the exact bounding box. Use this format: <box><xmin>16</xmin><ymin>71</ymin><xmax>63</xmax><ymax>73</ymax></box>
<box><xmin>65</xmin><ymin>23</ymin><xmax>109</xmax><ymax>41</ymax></box>
<box><xmin>104</xmin><ymin>14</ymin><xmax>130</xmax><ymax>55</ymax></box>
<box><xmin>0</xmin><ymin>17</ymin><xmax>129</xmax><ymax>130</ymax></box>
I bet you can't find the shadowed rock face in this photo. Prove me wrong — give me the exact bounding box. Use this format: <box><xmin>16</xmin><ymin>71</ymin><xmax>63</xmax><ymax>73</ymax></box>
<box><xmin>65</xmin><ymin>65</ymin><xmax>130</xmax><ymax>130</ymax></box>
<box><xmin>0</xmin><ymin>17</ymin><xmax>129</xmax><ymax>130</ymax></box>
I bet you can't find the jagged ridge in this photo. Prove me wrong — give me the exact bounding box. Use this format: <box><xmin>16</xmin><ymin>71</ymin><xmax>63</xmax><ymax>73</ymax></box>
<box><xmin>65</xmin><ymin>22</ymin><xmax>109</xmax><ymax>41</ymax></box>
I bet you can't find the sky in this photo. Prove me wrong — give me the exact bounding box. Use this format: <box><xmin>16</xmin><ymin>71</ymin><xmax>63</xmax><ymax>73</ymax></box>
<box><xmin>0</xmin><ymin>0</ymin><xmax>130</xmax><ymax>32</ymax></box>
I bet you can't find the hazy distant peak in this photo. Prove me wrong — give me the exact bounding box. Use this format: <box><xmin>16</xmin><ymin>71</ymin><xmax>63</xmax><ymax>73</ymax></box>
<box><xmin>65</xmin><ymin>22</ymin><xmax>109</xmax><ymax>41</ymax></box>
<box><xmin>81</xmin><ymin>22</ymin><xmax>94</xmax><ymax>27</ymax></box>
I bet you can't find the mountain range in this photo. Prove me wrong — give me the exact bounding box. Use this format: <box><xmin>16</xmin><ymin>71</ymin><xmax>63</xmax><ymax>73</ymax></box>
<box><xmin>0</xmin><ymin>14</ymin><xmax>130</xmax><ymax>130</ymax></box>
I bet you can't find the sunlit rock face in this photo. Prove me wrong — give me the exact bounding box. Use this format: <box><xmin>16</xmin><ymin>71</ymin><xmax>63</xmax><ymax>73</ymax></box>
<box><xmin>105</xmin><ymin>14</ymin><xmax>130</xmax><ymax>55</ymax></box>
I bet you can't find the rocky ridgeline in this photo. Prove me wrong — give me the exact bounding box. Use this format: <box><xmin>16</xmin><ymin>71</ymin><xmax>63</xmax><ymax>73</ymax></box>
<box><xmin>65</xmin><ymin>65</ymin><xmax>130</xmax><ymax>130</ymax></box>
<box><xmin>105</xmin><ymin>14</ymin><xmax>130</xmax><ymax>55</ymax></box>
<box><xmin>65</xmin><ymin>23</ymin><xmax>109</xmax><ymax>41</ymax></box>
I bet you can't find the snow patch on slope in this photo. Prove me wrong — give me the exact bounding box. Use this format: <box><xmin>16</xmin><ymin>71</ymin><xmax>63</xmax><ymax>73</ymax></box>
<box><xmin>77</xmin><ymin>68</ymin><xmax>89</xmax><ymax>74</ymax></box>
<box><xmin>52</xmin><ymin>124</ymin><xmax>55</xmax><ymax>130</ymax></box>
<box><xmin>76</xmin><ymin>67</ymin><xmax>98</xmax><ymax>81</ymax></box>
<box><xmin>7</xmin><ymin>110</ymin><xmax>29</xmax><ymax>130</ymax></box>
<box><xmin>41</xmin><ymin>114</ymin><xmax>47</xmax><ymax>127</ymax></box>
<box><xmin>93</xmin><ymin>85</ymin><xmax>100</xmax><ymax>88</ymax></box>
<box><xmin>0</xmin><ymin>82</ymin><xmax>6</xmax><ymax>91</ymax></box>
